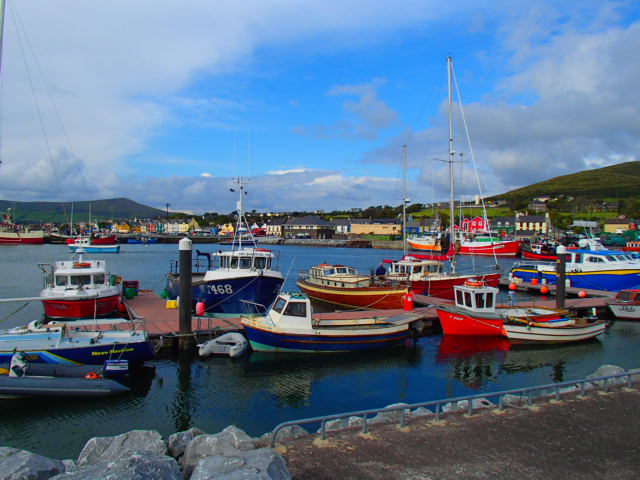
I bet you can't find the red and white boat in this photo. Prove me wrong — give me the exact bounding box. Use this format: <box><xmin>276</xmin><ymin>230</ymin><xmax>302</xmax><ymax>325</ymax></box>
<box><xmin>457</xmin><ymin>233</ymin><xmax>521</xmax><ymax>257</ymax></box>
<box><xmin>66</xmin><ymin>233</ymin><xmax>117</xmax><ymax>245</ymax></box>
<box><xmin>434</xmin><ymin>279</ymin><xmax>572</xmax><ymax>336</ymax></box>
<box><xmin>406</xmin><ymin>232</ymin><xmax>444</xmax><ymax>253</ymax></box>
<box><xmin>0</xmin><ymin>210</ymin><xmax>44</xmax><ymax>245</ymax></box>
<box><xmin>38</xmin><ymin>252</ymin><xmax>122</xmax><ymax>320</ymax></box>
<box><xmin>606</xmin><ymin>289</ymin><xmax>640</xmax><ymax>320</ymax></box>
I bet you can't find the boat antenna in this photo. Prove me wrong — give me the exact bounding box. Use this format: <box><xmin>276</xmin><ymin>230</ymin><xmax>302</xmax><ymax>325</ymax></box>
<box><xmin>402</xmin><ymin>144</ymin><xmax>408</xmax><ymax>257</ymax></box>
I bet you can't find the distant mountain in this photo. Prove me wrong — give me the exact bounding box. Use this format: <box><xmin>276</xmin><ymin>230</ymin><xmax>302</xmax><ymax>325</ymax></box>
<box><xmin>0</xmin><ymin>198</ymin><xmax>168</xmax><ymax>224</ymax></box>
<box><xmin>489</xmin><ymin>161</ymin><xmax>640</xmax><ymax>203</ymax></box>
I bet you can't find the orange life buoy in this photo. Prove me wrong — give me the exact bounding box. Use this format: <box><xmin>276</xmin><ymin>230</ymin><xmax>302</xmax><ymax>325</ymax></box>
<box><xmin>464</xmin><ymin>280</ymin><xmax>483</xmax><ymax>287</ymax></box>
<box><xmin>84</xmin><ymin>372</ymin><xmax>101</xmax><ymax>380</ymax></box>
<box><xmin>73</xmin><ymin>262</ymin><xmax>91</xmax><ymax>269</ymax></box>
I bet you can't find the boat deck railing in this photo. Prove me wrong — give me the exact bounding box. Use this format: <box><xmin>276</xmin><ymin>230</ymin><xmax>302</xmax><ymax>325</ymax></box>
<box><xmin>269</xmin><ymin>370</ymin><xmax>638</xmax><ymax>447</ymax></box>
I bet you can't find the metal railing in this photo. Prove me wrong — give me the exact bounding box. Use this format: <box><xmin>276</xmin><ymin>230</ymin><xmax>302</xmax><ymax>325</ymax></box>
<box><xmin>269</xmin><ymin>370</ymin><xmax>638</xmax><ymax>447</ymax></box>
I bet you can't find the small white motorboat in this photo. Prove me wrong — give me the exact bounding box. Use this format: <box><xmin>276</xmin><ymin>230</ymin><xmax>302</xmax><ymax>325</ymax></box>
<box><xmin>198</xmin><ymin>332</ymin><xmax>249</xmax><ymax>358</ymax></box>
<box><xmin>501</xmin><ymin>318</ymin><xmax>607</xmax><ymax>344</ymax></box>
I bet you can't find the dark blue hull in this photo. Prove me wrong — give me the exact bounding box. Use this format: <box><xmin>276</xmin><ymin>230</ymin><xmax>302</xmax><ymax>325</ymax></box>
<box><xmin>167</xmin><ymin>274</ymin><xmax>283</xmax><ymax>315</ymax></box>
<box><xmin>0</xmin><ymin>341</ymin><xmax>155</xmax><ymax>366</ymax></box>
<box><xmin>243</xmin><ymin>324</ymin><xmax>410</xmax><ymax>353</ymax></box>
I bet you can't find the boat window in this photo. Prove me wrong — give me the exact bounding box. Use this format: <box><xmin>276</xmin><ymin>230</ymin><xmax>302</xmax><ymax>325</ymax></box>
<box><xmin>336</xmin><ymin>267</ymin><xmax>347</xmax><ymax>274</ymax></box>
<box><xmin>618</xmin><ymin>291</ymin><xmax>632</xmax><ymax>301</ymax></box>
<box><xmin>266</xmin><ymin>258</ymin><xmax>272</xmax><ymax>269</ymax></box>
<box><xmin>475</xmin><ymin>293</ymin><xmax>485</xmax><ymax>308</ymax></box>
<box><xmin>456</xmin><ymin>289</ymin><xmax>463</xmax><ymax>305</ymax></box>
<box><xmin>254</xmin><ymin>257</ymin><xmax>266</xmax><ymax>269</ymax></box>
<box><xmin>70</xmin><ymin>275</ymin><xmax>91</xmax><ymax>286</ymax></box>
<box><xmin>272</xmin><ymin>297</ymin><xmax>287</xmax><ymax>313</ymax></box>
<box><xmin>240</xmin><ymin>258</ymin><xmax>251</xmax><ymax>269</ymax></box>
<box><xmin>94</xmin><ymin>274</ymin><xmax>105</xmax><ymax>285</ymax></box>
<box><xmin>588</xmin><ymin>257</ymin><xmax>604</xmax><ymax>263</ymax></box>
<box><xmin>220</xmin><ymin>257</ymin><xmax>229</xmax><ymax>268</ymax></box>
<box><xmin>464</xmin><ymin>291</ymin><xmax>472</xmax><ymax>308</ymax></box>
<box><xmin>230</xmin><ymin>257</ymin><xmax>238</xmax><ymax>268</ymax></box>
<box><xmin>413</xmin><ymin>266</ymin><xmax>422</xmax><ymax>274</ymax></box>
<box><xmin>485</xmin><ymin>292</ymin><xmax>494</xmax><ymax>308</ymax></box>
<box><xmin>284</xmin><ymin>302</ymin><xmax>307</xmax><ymax>317</ymax></box>
<box><xmin>573</xmin><ymin>254</ymin><xmax>582</xmax><ymax>263</ymax></box>
<box><xmin>55</xmin><ymin>275</ymin><xmax>67</xmax><ymax>287</ymax></box>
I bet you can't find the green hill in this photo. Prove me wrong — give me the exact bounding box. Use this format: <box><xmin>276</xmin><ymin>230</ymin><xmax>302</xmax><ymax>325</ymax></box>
<box><xmin>0</xmin><ymin>198</ymin><xmax>168</xmax><ymax>224</ymax></box>
<box><xmin>489</xmin><ymin>161</ymin><xmax>640</xmax><ymax>203</ymax></box>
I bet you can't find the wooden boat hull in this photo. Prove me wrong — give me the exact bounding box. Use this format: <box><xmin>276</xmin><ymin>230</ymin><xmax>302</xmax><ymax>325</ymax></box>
<box><xmin>500</xmin><ymin>321</ymin><xmax>606</xmax><ymax>344</ymax></box>
<box><xmin>41</xmin><ymin>295</ymin><xmax>121</xmax><ymax>319</ymax></box>
<box><xmin>409</xmin><ymin>273</ymin><xmax>500</xmax><ymax>300</ymax></box>
<box><xmin>607</xmin><ymin>303</ymin><xmax>640</xmax><ymax>320</ymax></box>
<box><xmin>435</xmin><ymin>307</ymin><xmax>503</xmax><ymax>336</ymax></box>
<box><xmin>296</xmin><ymin>279</ymin><xmax>407</xmax><ymax>310</ymax></box>
<box><xmin>457</xmin><ymin>239</ymin><xmax>521</xmax><ymax>257</ymax></box>
<box><xmin>242</xmin><ymin>321</ymin><xmax>410</xmax><ymax>353</ymax></box>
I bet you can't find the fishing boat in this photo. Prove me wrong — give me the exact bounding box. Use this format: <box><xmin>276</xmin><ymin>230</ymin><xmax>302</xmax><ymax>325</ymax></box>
<box><xmin>68</xmin><ymin>236</ymin><xmax>120</xmax><ymax>253</ymax></box>
<box><xmin>38</xmin><ymin>250</ymin><xmax>122</xmax><ymax>320</ymax></box>
<box><xmin>0</xmin><ymin>353</ymin><xmax>130</xmax><ymax>398</ymax></box>
<box><xmin>66</xmin><ymin>234</ymin><xmax>117</xmax><ymax>246</ymax></box>
<box><xmin>500</xmin><ymin>318</ymin><xmax>606</xmax><ymax>344</ymax></box>
<box><xmin>296</xmin><ymin>264</ymin><xmax>409</xmax><ymax>310</ymax></box>
<box><xmin>521</xmin><ymin>240</ymin><xmax>558</xmax><ymax>261</ymax></box>
<box><xmin>606</xmin><ymin>289</ymin><xmax>640</xmax><ymax>320</ymax></box>
<box><xmin>510</xmin><ymin>247</ymin><xmax>640</xmax><ymax>291</ymax></box>
<box><xmin>434</xmin><ymin>279</ymin><xmax>577</xmax><ymax>336</ymax></box>
<box><xmin>386</xmin><ymin>256</ymin><xmax>501</xmax><ymax>300</ymax></box>
<box><xmin>165</xmin><ymin>178</ymin><xmax>284</xmax><ymax>316</ymax></box>
<box><xmin>457</xmin><ymin>232</ymin><xmax>521</xmax><ymax>257</ymax></box>
<box><xmin>240</xmin><ymin>292</ymin><xmax>423</xmax><ymax>353</ymax></box>
<box><xmin>0</xmin><ymin>321</ymin><xmax>154</xmax><ymax>365</ymax></box>
<box><xmin>198</xmin><ymin>332</ymin><xmax>248</xmax><ymax>358</ymax></box>
<box><xmin>406</xmin><ymin>231</ymin><xmax>445</xmax><ymax>253</ymax></box>
<box><xmin>0</xmin><ymin>209</ymin><xmax>44</xmax><ymax>245</ymax></box>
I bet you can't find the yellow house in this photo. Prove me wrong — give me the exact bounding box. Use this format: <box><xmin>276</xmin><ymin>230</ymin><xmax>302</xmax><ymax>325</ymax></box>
<box><xmin>113</xmin><ymin>221</ymin><xmax>131</xmax><ymax>234</ymax></box>
<box><xmin>603</xmin><ymin>218</ymin><xmax>631</xmax><ymax>234</ymax></box>
<box><xmin>350</xmin><ymin>220</ymin><xmax>401</xmax><ymax>236</ymax></box>
<box><xmin>220</xmin><ymin>223</ymin><xmax>235</xmax><ymax>235</ymax></box>
<box><xmin>186</xmin><ymin>218</ymin><xmax>200</xmax><ymax>232</ymax></box>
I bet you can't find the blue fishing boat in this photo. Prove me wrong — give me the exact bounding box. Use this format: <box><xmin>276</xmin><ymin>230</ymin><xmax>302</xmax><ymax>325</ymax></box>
<box><xmin>241</xmin><ymin>293</ymin><xmax>424</xmax><ymax>353</ymax></box>
<box><xmin>0</xmin><ymin>320</ymin><xmax>154</xmax><ymax>365</ymax></box>
<box><xmin>510</xmin><ymin>247</ymin><xmax>640</xmax><ymax>291</ymax></box>
<box><xmin>166</xmin><ymin>178</ymin><xmax>284</xmax><ymax>316</ymax></box>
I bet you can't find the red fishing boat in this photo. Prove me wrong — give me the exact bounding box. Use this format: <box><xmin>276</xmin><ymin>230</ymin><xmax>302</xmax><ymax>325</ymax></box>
<box><xmin>39</xmin><ymin>252</ymin><xmax>122</xmax><ymax>320</ymax></box>
<box><xmin>457</xmin><ymin>233</ymin><xmax>521</xmax><ymax>257</ymax></box>
<box><xmin>434</xmin><ymin>279</ymin><xmax>570</xmax><ymax>336</ymax></box>
<box><xmin>0</xmin><ymin>209</ymin><xmax>44</xmax><ymax>245</ymax></box>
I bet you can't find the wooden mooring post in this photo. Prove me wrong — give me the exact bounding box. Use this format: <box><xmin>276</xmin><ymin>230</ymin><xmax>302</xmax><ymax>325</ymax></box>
<box><xmin>556</xmin><ymin>245</ymin><xmax>567</xmax><ymax>310</ymax></box>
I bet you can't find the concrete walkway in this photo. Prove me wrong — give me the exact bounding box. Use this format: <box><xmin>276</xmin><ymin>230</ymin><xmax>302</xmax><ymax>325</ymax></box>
<box><xmin>282</xmin><ymin>387</ymin><xmax>640</xmax><ymax>479</ymax></box>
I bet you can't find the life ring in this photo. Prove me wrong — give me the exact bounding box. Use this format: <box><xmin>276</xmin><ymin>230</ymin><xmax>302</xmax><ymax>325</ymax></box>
<box><xmin>465</xmin><ymin>280</ymin><xmax>483</xmax><ymax>287</ymax></box>
<box><xmin>84</xmin><ymin>372</ymin><xmax>101</xmax><ymax>380</ymax></box>
<box><xmin>73</xmin><ymin>262</ymin><xmax>91</xmax><ymax>269</ymax></box>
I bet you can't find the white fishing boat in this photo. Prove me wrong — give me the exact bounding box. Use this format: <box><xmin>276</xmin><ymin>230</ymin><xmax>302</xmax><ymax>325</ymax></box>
<box><xmin>606</xmin><ymin>289</ymin><xmax>640</xmax><ymax>320</ymax></box>
<box><xmin>500</xmin><ymin>318</ymin><xmax>607</xmax><ymax>344</ymax></box>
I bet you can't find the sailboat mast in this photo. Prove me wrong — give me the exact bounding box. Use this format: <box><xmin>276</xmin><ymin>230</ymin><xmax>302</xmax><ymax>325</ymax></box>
<box><xmin>402</xmin><ymin>144</ymin><xmax>407</xmax><ymax>256</ymax></box>
<box><xmin>447</xmin><ymin>56</ymin><xmax>457</xmax><ymax>273</ymax></box>
<box><xmin>0</xmin><ymin>0</ymin><xmax>6</xmax><ymax>78</ymax></box>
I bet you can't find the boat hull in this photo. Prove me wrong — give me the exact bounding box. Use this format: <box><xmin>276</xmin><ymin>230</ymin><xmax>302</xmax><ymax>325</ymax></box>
<box><xmin>296</xmin><ymin>279</ymin><xmax>406</xmax><ymax>310</ymax></box>
<box><xmin>409</xmin><ymin>273</ymin><xmax>500</xmax><ymax>300</ymax></box>
<box><xmin>242</xmin><ymin>322</ymin><xmax>410</xmax><ymax>353</ymax></box>
<box><xmin>68</xmin><ymin>245</ymin><xmax>120</xmax><ymax>253</ymax></box>
<box><xmin>0</xmin><ymin>333</ymin><xmax>154</xmax><ymax>366</ymax></box>
<box><xmin>457</xmin><ymin>240</ymin><xmax>521</xmax><ymax>257</ymax></box>
<box><xmin>407</xmin><ymin>238</ymin><xmax>442</xmax><ymax>252</ymax></box>
<box><xmin>0</xmin><ymin>231</ymin><xmax>45</xmax><ymax>245</ymax></box>
<box><xmin>167</xmin><ymin>273</ymin><xmax>284</xmax><ymax>316</ymax></box>
<box><xmin>41</xmin><ymin>295</ymin><xmax>121</xmax><ymax>319</ymax></box>
<box><xmin>0</xmin><ymin>376</ymin><xmax>129</xmax><ymax>398</ymax></box>
<box><xmin>510</xmin><ymin>266</ymin><xmax>640</xmax><ymax>291</ymax></box>
<box><xmin>607</xmin><ymin>303</ymin><xmax>640</xmax><ymax>320</ymax></box>
<box><xmin>521</xmin><ymin>249</ymin><xmax>557</xmax><ymax>261</ymax></box>
<box><xmin>500</xmin><ymin>322</ymin><xmax>606</xmax><ymax>344</ymax></box>
<box><xmin>435</xmin><ymin>307</ymin><xmax>503</xmax><ymax>336</ymax></box>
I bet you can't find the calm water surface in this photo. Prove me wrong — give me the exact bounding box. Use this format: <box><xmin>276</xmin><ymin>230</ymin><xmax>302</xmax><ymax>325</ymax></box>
<box><xmin>1</xmin><ymin>243</ymin><xmax>639</xmax><ymax>459</ymax></box>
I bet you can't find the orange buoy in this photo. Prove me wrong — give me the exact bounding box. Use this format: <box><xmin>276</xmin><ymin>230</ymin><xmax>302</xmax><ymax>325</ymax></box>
<box><xmin>508</xmin><ymin>283</ymin><xmax>517</xmax><ymax>291</ymax></box>
<box><xmin>195</xmin><ymin>301</ymin><xmax>205</xmax><ymax>316</ymax></box>
<box><xmin>578</xmin><ymin>290</ymin><xmax>587</xmax><ymax>298</ymax></box>
<box><xmin>540</xmin><ymin>285</ymin><xmax>549</xmax><ymax>294</ymax></box>
<box><xmin>85</xmin><ymin>372</ymin><xmax>100</xmax><ymax>380</ymax></box>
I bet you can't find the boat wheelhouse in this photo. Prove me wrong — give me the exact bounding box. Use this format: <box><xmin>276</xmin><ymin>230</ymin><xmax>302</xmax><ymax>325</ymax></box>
<box><xmin>606</xmin><ymin>289</ymin><xmax>640</xmax><ymax>320</ymax></box>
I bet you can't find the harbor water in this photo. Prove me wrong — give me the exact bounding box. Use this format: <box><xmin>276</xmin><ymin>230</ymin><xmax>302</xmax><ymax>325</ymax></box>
<box><xmin>1</xmin><ymin>243</ymin><xmax>639</xmax><ymax>460</ymax></box>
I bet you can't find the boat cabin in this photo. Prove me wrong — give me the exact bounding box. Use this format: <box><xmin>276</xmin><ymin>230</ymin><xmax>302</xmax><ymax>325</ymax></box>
<box><xmin>452</xmin><ymin>280</ymin><xmax>499</xmax><ymax>313</ymax></box>
<box><xmin>41</xmin><ymin>259</ymin><xmax>114</xmax><ymax>291</ymax></box>
<box><xmin>266</xmin><ymin>293</ymin><xmax>313</xmax><ymax>329</ymax></box>
<box><xmin>387</xmin><ymin>258</ymin><xmax>444</xmax><ymax>280</ymax></box>
<box><xmin>196</xmin><ymin>247</ymin><xmax>277</xmax><ymax>273</ymax></box>
<box><xmin>565</xmin><ymin>249</ymin><xmax>638</xmax><ymax>268</ymax></box>
<box><xmin>306</xmin><ymin>264</ymin><xmax>371</xmax><ymax>288</ymax></box>
<box><xmin>613</xmin><ymin>289</ymin><xmax>640</xmax><ymax>302</ymax></box>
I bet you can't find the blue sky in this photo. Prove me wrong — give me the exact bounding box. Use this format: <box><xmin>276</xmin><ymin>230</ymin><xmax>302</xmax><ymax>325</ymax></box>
<box><xmin>0</xmin><ymin>0</ymin><xmax>639</xmax><ymax>215</ymax></box>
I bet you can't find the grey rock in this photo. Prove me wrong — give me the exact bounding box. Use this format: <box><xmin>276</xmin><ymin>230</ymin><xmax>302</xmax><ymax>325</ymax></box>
<box><xmin>371</xmin><ymin>403</ymin><xmax>410</xmax><ymax>423</ymax></box>
<box><xmin>76</xmin><ymin>429</ymin><xmax>167</xmax><ymax>467</ymax></box>
<box><xmin>190</xmin><ymin>449</ymin><xmax>290</xmax><ymax>480</ymax></box>
<box><xmin>167</xmin><ymin>427</ymin><xmax>204</xmax><ymax>459</ymax></box>
<box><xmin>50</xmin><ymin>451</ymin><xmax>181</xmax><ymax>480</ymax></box>
<box><xmin>587</xmin><ymin>364</ymin><xmax>627</xmax><ymax>386</ymax></box>
<box><xmin>181</xmin><ymin>426</ymin><xmax>255</xmax><ymax>477</ymax></box>
<box><xmin>258</xmin><ymin>425</ymin><xmax>308</xmax><ymax>447</ymax></box>
<box><xmin>410</xmin><ymin>407</ymin><xmax>434</xmax><ymax>418</ymax></box>
<box><xmin>0</xmin><ymin>447</ymin><xmax>65</xmax><ymax>480</ymax></box>
<box><xmin>454</xmin><ymin>397</ymin><xmax>495</xmax><ymax>412</ymax></box>
<box><xmin>62</xmin><ymin>459</ymin><xmax>76</xmax><ymax>473</ymax></box>
<box><xmin>501</xmin><ymin>394</ymin><xmax>527</xmax><ymax>409</ymax></box>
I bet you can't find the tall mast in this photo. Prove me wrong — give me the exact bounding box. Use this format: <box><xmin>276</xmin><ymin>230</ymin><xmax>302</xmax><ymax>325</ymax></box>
<box><xmin>0</xmin><ymin>0</ymin><xmax>6</xmax><ymax>78</ymax></box>
<box><xmin>402</xmin><ymin>144</ymin><xmax>407</xmax><ymax>256</ymax></box>
<box><xmin>447</xmin><ymin>56</ymin><xmax>457</xmax><ymax>273</ymax></box>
